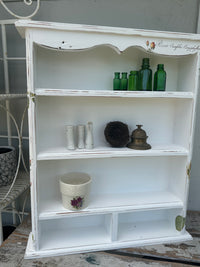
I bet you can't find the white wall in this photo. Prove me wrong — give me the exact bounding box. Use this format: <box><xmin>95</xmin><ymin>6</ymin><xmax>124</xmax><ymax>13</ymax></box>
<box><xmin>0</xmin><ymin>0</ymin><xmax>199</xmax><ymax>210</ymax></box>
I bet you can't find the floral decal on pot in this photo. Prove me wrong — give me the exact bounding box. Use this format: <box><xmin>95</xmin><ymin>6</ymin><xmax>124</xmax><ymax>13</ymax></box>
<box><xmin>146</xmin><ymin>40</ymin><xmax>156</xmax><ymax>51</ymax></box>
<box><xmin>71</xmin><ymin>196</ymin><xmax>84</xmax><ymax>209</ymax></box>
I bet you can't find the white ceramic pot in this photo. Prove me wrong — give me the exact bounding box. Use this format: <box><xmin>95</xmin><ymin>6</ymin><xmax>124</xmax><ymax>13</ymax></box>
<box><xmin>59</xmin><ymin>172</ymin><xmax>91</xmax><ymax>211</ymax></box>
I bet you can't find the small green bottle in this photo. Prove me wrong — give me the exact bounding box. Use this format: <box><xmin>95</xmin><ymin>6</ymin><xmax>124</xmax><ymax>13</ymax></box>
<box><xmin>138</xmin><ymin>58</ymin><xmax>152</xmax><ymax>91</ymax></box>
<box><xmin>128</xmin><ymin>71</ymin><xmax>138</xmax><ymax>91</ymax></box>
<box><xmin>153</xmin><ymin>64</ymin><xmax>166</xmax><ymax>91</ymax></box>
<box><xmin>120</xmin><ymin>72</ymin><xmax>128</xmax><ymax>90</ymax></box>
<box><xmin>113</xmin><ymin>72</ymin><xmax>121</xmax><ymax>90</ymax></box>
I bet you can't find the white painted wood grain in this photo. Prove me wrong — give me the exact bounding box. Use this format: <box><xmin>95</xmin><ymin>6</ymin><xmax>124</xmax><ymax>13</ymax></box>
<box><xmin>16</xmin><ymin>19</ymin><xmax>198</xmax><ymax>258</ymax></box>
<box><xmin>38</xmin><ymin>191</ymin><xmax>183</xmax><ymax>221</ymax></box>
<box><xmin>37</xmin><ymin>145</ymin><xmax>188</xmax><ymax>161</ymax></box>
<box><xmin>35</xmin><ymin>88</ymin><xmax>194</xmax><ymax>99</ymax></box>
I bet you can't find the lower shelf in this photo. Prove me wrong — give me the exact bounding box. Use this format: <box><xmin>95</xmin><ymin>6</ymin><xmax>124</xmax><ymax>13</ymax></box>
<box><xmin>39</xmin><ymin>191</ymin><xmax>183</xmax><ymax>220</ymax></box>
<box><xmin>40</xmin><ymin>214</ymin><xmax>111</xmax><ymax>250</ymax></box>
<box><xmin>118</xmin><ymin>220</ymin><xmax>177</xmax><ymax>242</ymax></box>
<box><xmin>26</xmin><ymin>208</ymin><xmax>191</xmax><ymax>259</ymax></box>
<box><xmin>25</xmin><ymin>231</ymin><xmax>192</xmax><ymax>259</ymax></box>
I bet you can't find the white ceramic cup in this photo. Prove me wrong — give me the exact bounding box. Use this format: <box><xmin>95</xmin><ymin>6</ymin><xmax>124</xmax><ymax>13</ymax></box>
<box><xmin>59</xmin><ymin>172</ymin><xmax>91</xmax><ymax>211</ymax></box>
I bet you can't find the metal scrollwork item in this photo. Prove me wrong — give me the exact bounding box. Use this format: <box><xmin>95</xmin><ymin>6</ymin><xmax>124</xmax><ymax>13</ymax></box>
<box><xmin>0</xmin><ymin>0</ymin><xmax>40</xmax><ymax>19</ymax></box>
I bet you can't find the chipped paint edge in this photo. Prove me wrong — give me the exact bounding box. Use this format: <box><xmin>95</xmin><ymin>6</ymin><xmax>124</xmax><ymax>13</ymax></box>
<box><xmin>24</xmin><ymin>231</ymin><xmax>192</xmax><ymax>259</ymax></box>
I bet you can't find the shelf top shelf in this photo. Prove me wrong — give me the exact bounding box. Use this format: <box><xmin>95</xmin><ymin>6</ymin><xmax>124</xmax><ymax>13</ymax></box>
<box><xmin>35</xmin><ymin>89</ymin><xmax>194</xmax><ymax>99</ymax></box>
<box><xmin>37</xmin><ymin>145</ymin><xmax>188</xmax><ymax>161</ymax></box>
<box><xmin>16</xmin><ymin>20</ymin><xmax>200</xmax><ymax>42</ymax></box>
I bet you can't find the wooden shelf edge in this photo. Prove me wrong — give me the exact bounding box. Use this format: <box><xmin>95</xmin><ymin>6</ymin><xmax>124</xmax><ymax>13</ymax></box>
<box><xmin>25</xmin><ymin>231</ymin><xmax>192</xmax><ymax>259</ymax></box>
<box><xmin>37</xmin><ymin>146</ymin><xmax>189</xmax><ymax>161</ymax></box>
<box><xmin>35</xmin><ymin>88</ymin><xmax>194</xmax><ymax>99</ymax></box>
<box><xmin>39</xmin><ymin>202</ymin><xmax>184</xmax><ymax>221</ymax></box>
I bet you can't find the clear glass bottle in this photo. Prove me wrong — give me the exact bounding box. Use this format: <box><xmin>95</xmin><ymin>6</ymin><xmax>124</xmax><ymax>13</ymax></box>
<box><xmin>128</xmin><ymin>71</ymin><xmax>138</xmax><ymax>91</ymax></box>
<box><xmin>138</xmin><ymin>58</ymin><xmax>152</xmax><ymax>91</ymax></box>
<box><xmin>153</xmin><ymin>64</ymin><xmax>166</xmax><ymax>91</ymax></box>
<box><xmin>120</xmin><ymin>72</ymin><xmax>128</xmax><ymax>90</ymax></box>
<box><xmin>113</xmin><ymin>72</ymin><xmax>121</xmax><ymax>90</ymax></box>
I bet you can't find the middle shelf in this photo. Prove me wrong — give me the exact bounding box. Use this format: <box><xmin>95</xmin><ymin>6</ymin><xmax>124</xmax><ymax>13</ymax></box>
<box><xmin>37</xmin><ymin>145</ymin><xmax>188</xmax><ymax>160</ymax></box>
<box><xmin>35</xmin><ymin>94</ymin><xmax>193</xmax><ymax>154</ymax></box>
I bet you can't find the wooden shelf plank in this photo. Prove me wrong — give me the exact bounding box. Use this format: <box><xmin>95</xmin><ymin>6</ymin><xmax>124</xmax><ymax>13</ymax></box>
<box><xmin>39</xmin><ymin>191</ymin><xmax>183</xmax><ymax>220</ymax></box>
<box><xmin>37</xmin><ymin>145</ymin><xmax>188</xmax><ymax>161</ymax></box>
<box><xmin>25</xmin><ymin>231</ymin><xmax>192</xmax><ymax>258</ymax></box>
<box><xmin>35</xmin><ymin>88</ymin><xmax>194</xmax><ymax>99</ymax></box>
<box><xmin>40</xmin><ymin>225</ymin><xmax>110</xmax><ymax>250</ymax></box>
<box><xmin>118</xmin><ymin>220</ymin><xmax>178</xmax><ymax>242</ymax></box>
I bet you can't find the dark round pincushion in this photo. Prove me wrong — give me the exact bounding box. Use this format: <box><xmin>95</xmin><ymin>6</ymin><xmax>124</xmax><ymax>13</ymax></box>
<box><xmin>104</xmin><ymin>121</ymin><xmax>129</xmax><ymax>147</ymax></box>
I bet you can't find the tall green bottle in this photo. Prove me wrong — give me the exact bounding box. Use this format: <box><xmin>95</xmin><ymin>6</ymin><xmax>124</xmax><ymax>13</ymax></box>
<box><xmin>153</xmin><ymin>64</ymin><xmax>166</xmax><ymax>91</ymax></box>
<box><xmin>113</xmin><ymin>72</ymin><xmax>121</xmax><ymax>90</ymax></box>
<box><xmin>139</xmin><ymin>58</ymin><xmax>152</xmax><ymax>91</ymax></box>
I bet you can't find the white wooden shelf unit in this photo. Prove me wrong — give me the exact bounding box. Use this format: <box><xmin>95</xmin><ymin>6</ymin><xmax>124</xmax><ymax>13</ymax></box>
<box><xmin>16</xmin><ymin>20</ymin><xmax>200</xmax><ymax>259</ymax></box>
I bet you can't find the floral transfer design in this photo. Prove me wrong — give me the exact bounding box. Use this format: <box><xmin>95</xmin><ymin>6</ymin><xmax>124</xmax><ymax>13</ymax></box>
<box><xmin>146</xmin><ymin>40</ymin><xmax>156</xmax><ymax>51</ymax></box>
<box><xmin>71</xmin><ymin>196</ymin><xmax>84</xmax><ymax>209</ymax></box>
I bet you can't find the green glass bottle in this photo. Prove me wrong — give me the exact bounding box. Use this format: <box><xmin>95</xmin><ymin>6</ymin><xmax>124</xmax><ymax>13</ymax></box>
<box><xmin>128</xmin><ymin>71</ymin><xmax>138</xmax><ymax>91</ymax></box>
<box><xmin>153</xmin><ymin>64</ymin><xmax>166</xmax><ymax>91</ymax></box>
<box><xmin>138</xmin><ymin>58</ymin><xmax>152</xmax><ymax>91</ymax></box>
<box><xmin>113</xmin><ymin>72</ymin><xmax>121</xmax><ymax>90</ymax></box>
<box><xmin>120</xmin><ymin>72</ymin><xmax>128</xmax><ymax>90</ymax></box>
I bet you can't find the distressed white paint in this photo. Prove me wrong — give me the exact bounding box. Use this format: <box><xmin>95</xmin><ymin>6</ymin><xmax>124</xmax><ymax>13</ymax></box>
<box><xmin>36</xmin><ymin>146</ymin><xmax>189</xmax><ymax>161</ymax></box>
<box><xmin>25</xmin><ymin>230</ymin><xmax>192</xmax><ymax>259</ymax></box>
<box><xmin>25</xmin><ymin>30</ymin><xmax>39</xmax><ymax>251</ymax></box>
<box><xmin>15</xmin><ymin>20</ymin><xmax>199</xmax><ymax>258</ymax></box>
<box><xmin>35</xmin><ymin>88</ymin><xmax>194</xmax><ymax>98</ymax></box>
<box><xmin>39</xmin><ymin>191</ymin><xmax>183</xmax><ymax>221</ymax></box>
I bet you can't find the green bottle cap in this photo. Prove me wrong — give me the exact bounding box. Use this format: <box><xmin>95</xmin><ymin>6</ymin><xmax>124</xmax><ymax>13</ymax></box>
<box><xmin>143</xmin><ymin>58</ymin><xmax>149</xmax><ymax>64</ymax></box>
<box><xmin>157</xmin><ymin>64</ymin><xmax>164</xmax><ymax>69</ymax></box>
<box><xmin>132</xmin><ymin>71</ymin><xmax>138</xmax><ymax>75</ymax></box>
<box><xmin>122</xmin><ymin>72</ymin><xmax>127</xmax><ymax>78</ymax></box>
<box><xmin>142</xmin><ymin>58</ymin><xmax>150</xmax><ymax>68</ymax></box>
<box><xmin>114</xmin><ymin>72</ymin><xmax>120</xmax><ymax>78</ymax></box>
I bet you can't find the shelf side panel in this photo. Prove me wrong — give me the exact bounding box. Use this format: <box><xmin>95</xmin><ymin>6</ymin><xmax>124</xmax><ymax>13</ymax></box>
<box><xmin>26</xmin><ymin>32</ymin><xmax>39</xmax><ymax>251</ymax></box>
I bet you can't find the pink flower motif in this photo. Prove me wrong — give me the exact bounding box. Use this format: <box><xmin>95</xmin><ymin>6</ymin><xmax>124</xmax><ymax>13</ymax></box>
<box><xmin>150</xmin><ymin>42</ymin><xmax>156</xmax><ymax>49</ymax></box>
<box><xmin>71</xmin><ymin>196</ymin><xmax>84</xmax><ymax>209</ymax></box>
